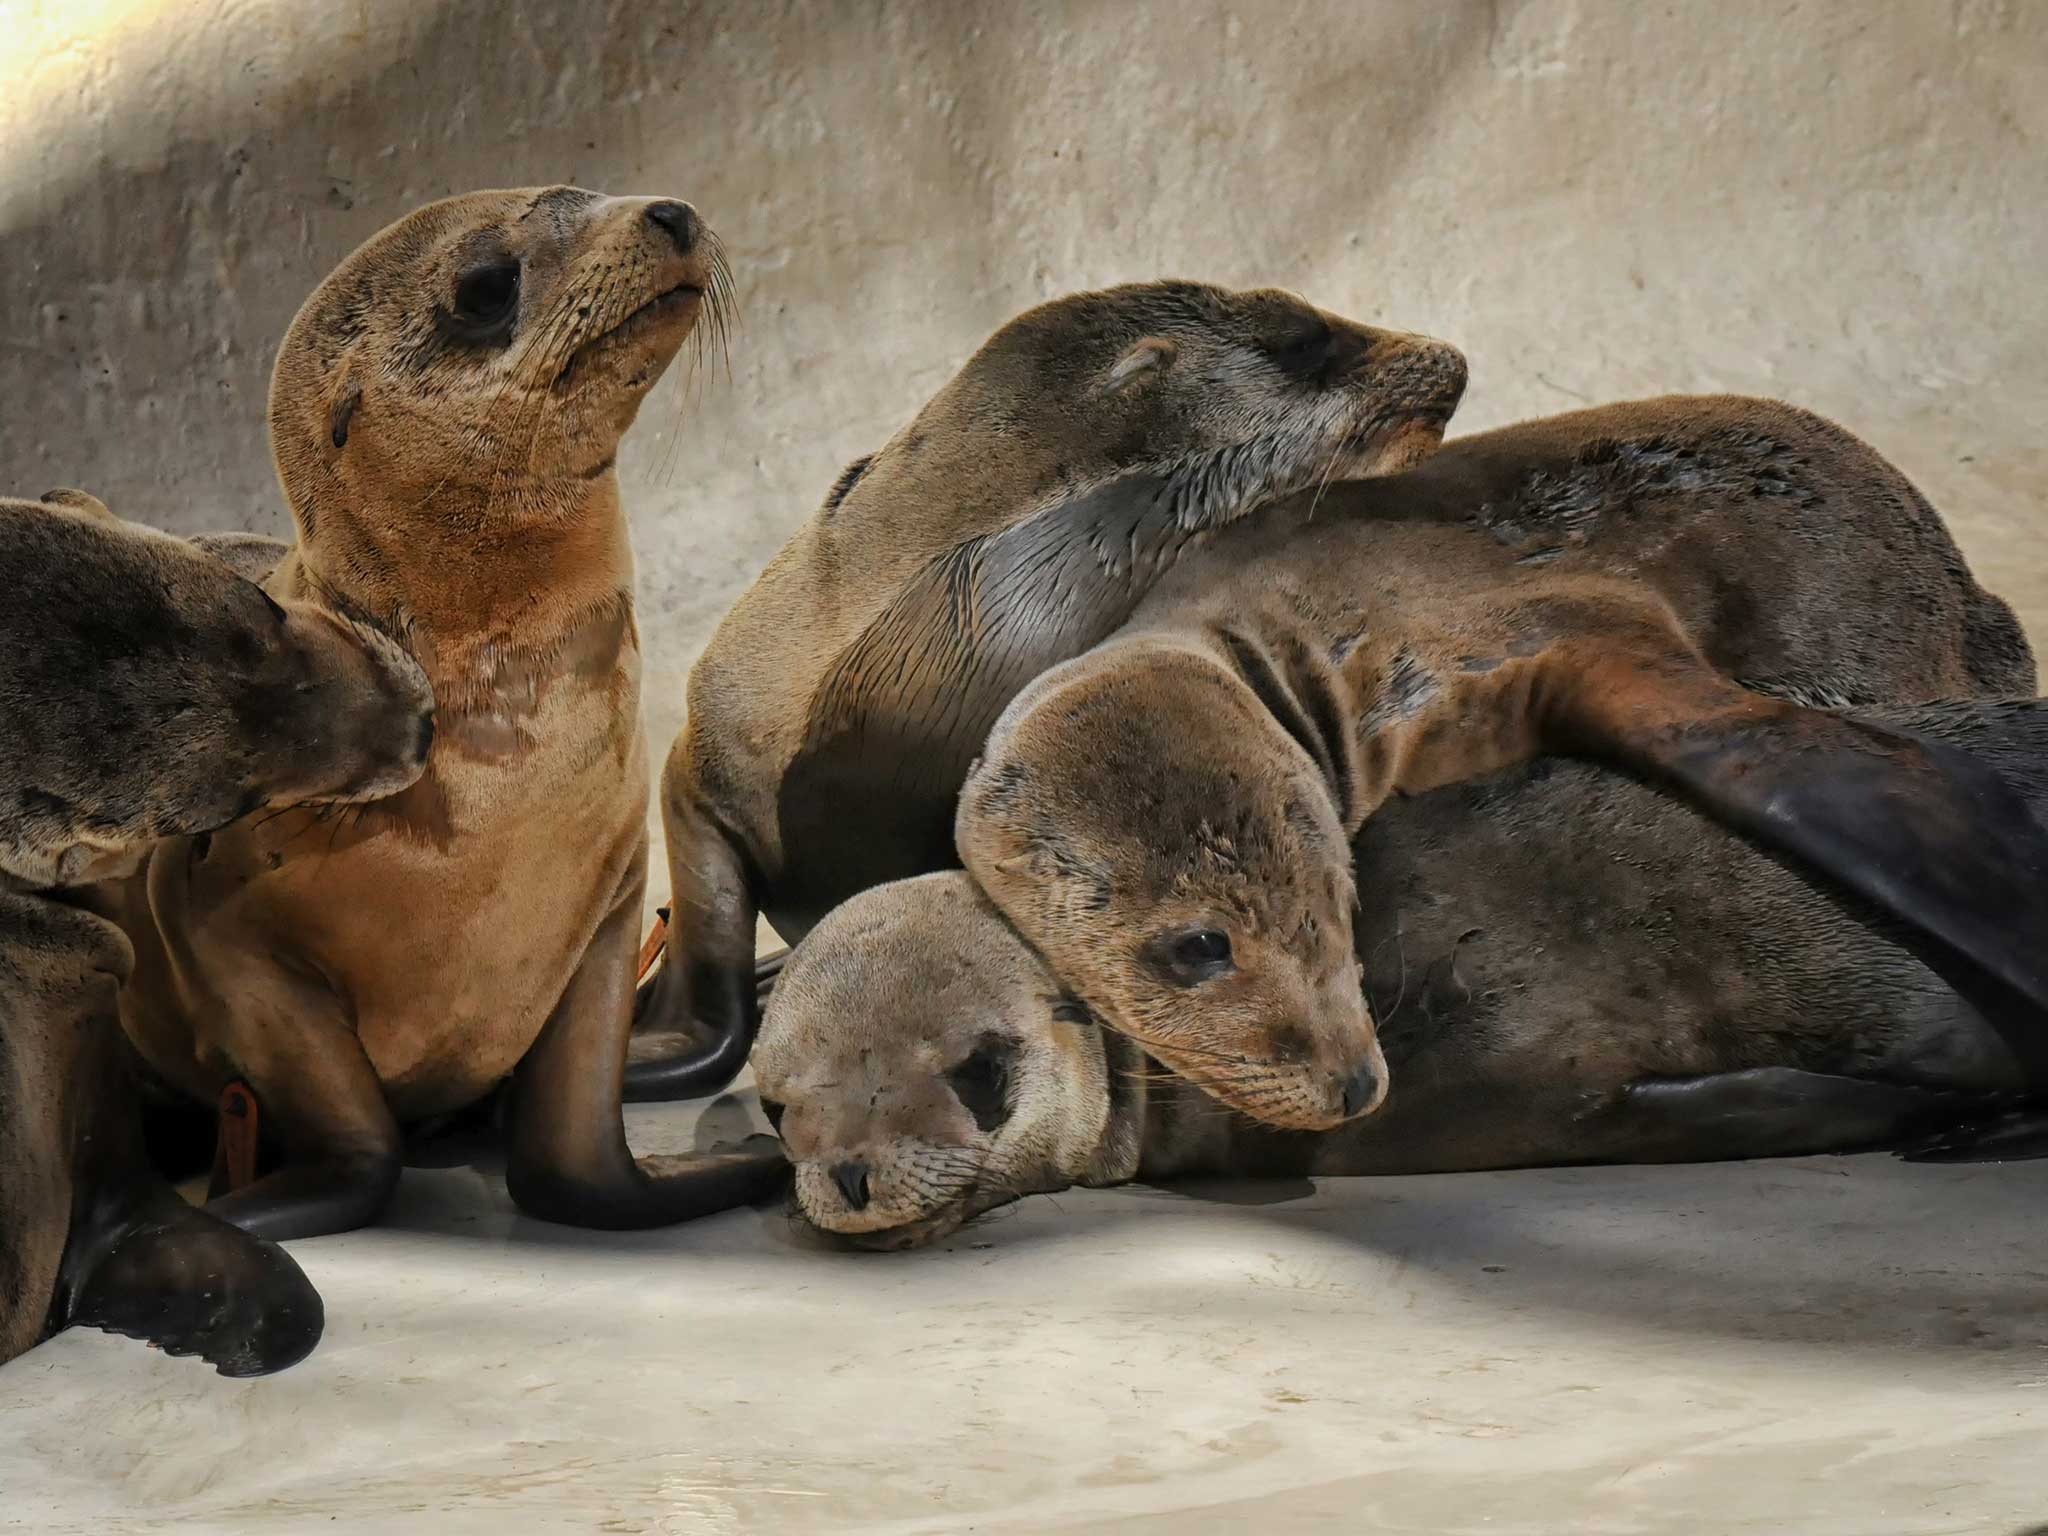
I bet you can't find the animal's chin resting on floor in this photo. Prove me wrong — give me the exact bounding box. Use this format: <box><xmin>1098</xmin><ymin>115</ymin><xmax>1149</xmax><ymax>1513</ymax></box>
<box><xmin>761</xmin><ymin>697</ymin><xmax>2048</xmax><ymax>1248</ymax></box>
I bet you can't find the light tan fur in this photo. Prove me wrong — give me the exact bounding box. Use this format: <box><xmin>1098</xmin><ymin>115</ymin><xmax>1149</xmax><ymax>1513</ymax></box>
<box><xmin>112</xmin><ymin>187</ymin><xmax>774</xmax><ymax>1236</ymax></box>
<box><xmin>3</xmin><ymin>491</ymin><xmax>427</xmax><ymax>1372</ymax></box>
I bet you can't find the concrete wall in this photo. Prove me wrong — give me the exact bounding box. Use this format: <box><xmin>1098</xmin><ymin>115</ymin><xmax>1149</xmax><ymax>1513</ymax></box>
<box><xmin>7</xmin><ymin>0</ymin><xmax>2045</xmax><ymax>794</ymax></box>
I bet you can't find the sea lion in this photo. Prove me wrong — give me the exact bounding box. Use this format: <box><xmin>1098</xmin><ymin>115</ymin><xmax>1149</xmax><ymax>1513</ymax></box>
<box><xmin>633</xmin><ymin>281</ymin><xmax>1470</xmax><ymax>1099</ymax></box>
<box><xmin>1</xmin><ymin>490</ymin><xmax>433</xmax><ymax>1371</ymax></box>
<box><xmin>956</xmin><ymin>398</ymin><xmax>2044</xmax><ymax>1128</ymax></box>
<box><xmin>757</xmin><ymin>699</ymin><xmax>2048</xmax><ymax>1250</ymax></box>
<box><xmin>112</xmin><ymin>187</ymin><xmax>779</xmax><ymax>1236</ymax></box>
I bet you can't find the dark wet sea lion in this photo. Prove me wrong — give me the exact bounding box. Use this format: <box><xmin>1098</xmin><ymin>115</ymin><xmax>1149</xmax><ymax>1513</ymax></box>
<box><xmin>110</xmin><ymin>187</ymin><xmax>780</xmax><ymax>1236</ymax></box>
<box><xmin>633</xmin><ymin>281</ymin><xmax>1468</xmax><ymax>1099</ymax></box>
<box><xmin>957</xmin><ymin>398</ymin><xmax>2042</xmax><ymax>1127</ymax></box>
<box><xmin>757</xmin><ymin>699</ymin><xmax>2048</xmax><ymax>1250</ymax></box>
<box><xmin>1</xmin><ymin>491</ymin><xmax>433</xmax><ymax>1372</ymax></box>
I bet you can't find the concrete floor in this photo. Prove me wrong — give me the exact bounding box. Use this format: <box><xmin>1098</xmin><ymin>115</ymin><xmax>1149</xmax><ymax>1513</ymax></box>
<box><xmin>4</xmin><ymin>10</ymin><xmax>2046</xmax><ymax>1529</ymax></box>
<box><xmin>4</xmin><ymin>1084</ymin><xmax>2047</xmax><ymax>1535</ymax></box>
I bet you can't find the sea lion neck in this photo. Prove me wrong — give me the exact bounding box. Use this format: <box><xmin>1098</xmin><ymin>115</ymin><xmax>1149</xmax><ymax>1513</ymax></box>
<box><xmin>291</xmin><ymin>473</ymin><xmax>635</xmax><ymax>684</ymax></box>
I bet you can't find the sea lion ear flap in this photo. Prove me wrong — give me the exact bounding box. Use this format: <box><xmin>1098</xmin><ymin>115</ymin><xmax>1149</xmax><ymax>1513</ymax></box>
<box><xmin>822</xmin><ymin>453</ymin><xmax>874</xmax><ymax>514</ymax></box>
<box><xmin>956</xmin><ymin>751</ymin><xmax>1031</xmax><ymax>870</ymax></box>
<box><xmin>1103</xmin><ymin>336</ymin><xmax>1178</xmax><ymax>394</ymax></box>
<box><xmin>327</xmin><ymin>374</ymin><xmax>362</xmax><ymax>451</ymax></box>
<box><xmin>40</xmin><ymin>488</ymin><xmax>115</xmax><ymax>521</ymax></box>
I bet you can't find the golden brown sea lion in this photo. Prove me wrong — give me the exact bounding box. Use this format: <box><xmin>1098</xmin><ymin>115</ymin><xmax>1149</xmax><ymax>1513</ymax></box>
<box><xmin>633</xmin><ymin>281</ymin><xmax>1469</xmax><ymax>1099</ymax></box>
<box><xmin>758</xmin><ymin>699</ymin><xmax>2048</xmax><ymax>1249</ymax></box>
<box><xmin>955</xmin><ymin>398</ymin><xmax>2042</xmax><ymax>1127</ymax></box>
<box><xmin>2</xmin><ymin>491</ymin><xmax>432</xmax><ymax>1371</ymax></box>
<box><xmin>113</xmin><ymin>188</ymin><xmax>779</xmax><ymax>1236</ymax></box>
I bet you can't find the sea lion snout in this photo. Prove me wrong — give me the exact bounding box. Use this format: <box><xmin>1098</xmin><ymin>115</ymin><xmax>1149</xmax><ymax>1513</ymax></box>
<box><xmin>243</xmin><ymin>599</ymin><xmax>437</xmax><ymax>809</ymax></box>
<box><xmin>267</xmin><ymin>185</ymin><xmax>729</xmax><ymax>507</ymax></box>
<box><xmin>642</xmin><ymin>199</ymin><xmax>698</xmax><ymax>254</ymax></box>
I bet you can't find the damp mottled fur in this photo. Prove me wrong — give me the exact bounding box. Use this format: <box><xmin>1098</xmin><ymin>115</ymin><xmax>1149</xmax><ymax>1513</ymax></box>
<box><xmin>109</xmin><ymin>187</ymin><xmax>779</xmax><ymax>1240</ymax></box>
<box><xmin>1</xmin><ymin>491</ymin><xmax>432</xmax><ymax>1373</ymax></box>
<box><xmin>761</xmin><ymin>700</ymin><xmax>2048</xmax><ymax>1248</ymax></box>
<box><xmin>632</xmin><ymin>279</ymin><xmax>1468</xmax><ymax>1101</ymax></box>
<box><xmin>0</xmin><ymin>492</ymin><xmax>432</xmax><ymax>890</ymax></box>
<box><xmin>958</xmin><ymin>398</ymin><xmax>2044</xmax><ymax>1128</ymax></box>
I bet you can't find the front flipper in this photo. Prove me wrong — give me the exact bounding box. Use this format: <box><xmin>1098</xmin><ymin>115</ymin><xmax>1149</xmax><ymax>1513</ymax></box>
<box><xmin>1897</xmin><ymin>1108</ymin><xmax>2048</xmax><ymax>1164</ymax></box>
<box><xmin>200</xmin><ymin>1001</ymin><xmax>401</xmax><ymax>1241</ymax></box>
<box><xmin>61</xmin><ymin>1183</ymin><xmax>324</xmax><ymax>1377</ymax></box>
<box><xmin>1582</xmin><ymin>1068</ymin><xmax>2002</xmax><ymax>1163</ymax></box>
<box><xmin>510</xmin><ymin>857</ymin><xmax>791</xmax><ymax>1230</ymax></box>
<box><xmin>1547</xmin><ymin>659</ymin><xmax>2048</xmax><ymax>1078</ymax></box>
<box><xmin>188</xmin><ymin>531</ymin><xmax>293</xmax><ymax>585</ymax></box>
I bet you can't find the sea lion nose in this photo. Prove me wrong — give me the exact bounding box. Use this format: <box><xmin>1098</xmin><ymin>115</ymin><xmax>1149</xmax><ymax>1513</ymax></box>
<box><xmin>644</xmin><ymin>200</ymin><xmax>697</xmax><ymax>255</ymax></box>
<box><xmin>414</xmin><ymin>712</ymin><xmax>437</xmax><ymax>762</ymax></box>
<box><xmin>831</xmin><ymin>1160</ymin><xmax>870</xmax><ymax>1211</ymax></box>
<box><xmin>1340</xmin><ymin>1062</ymin><xmax>1383</xmax><ymax>1119</ymax></box>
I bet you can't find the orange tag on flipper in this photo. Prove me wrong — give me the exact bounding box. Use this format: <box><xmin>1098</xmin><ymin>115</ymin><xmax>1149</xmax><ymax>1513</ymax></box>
<box><xmin>636</xmin><ymin>906</ymin><xmax>671</xmax><ymax>984</ymax></box>
<box><xmin>208</xmin><ymin>1080</ymin><xmax>261</xmax><ymax>1198</ymax></box>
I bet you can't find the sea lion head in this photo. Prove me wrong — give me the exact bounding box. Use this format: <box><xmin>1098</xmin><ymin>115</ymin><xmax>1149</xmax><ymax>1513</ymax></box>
<box><xmin>0</xmin><ymin>494</ymin><xmax>435</xmax><ymax>889</ymax></box>
<box><xmin>824</xmin><ymin>279</ymin><xmax>1466</xmax><ymax>541</ymax></box>
<box><xmin>754</xmin><ymin>873</ymin><xmax>1120</xmax><ymax>1250</ymax></box>
<box><xmin>269</xmin><ymin>185</ymin><xmax>730</xmax><ymax>539</ymax></box>
<box><xmin>958</xmin><ymin>638</ymin><xmax>1384</xmax><ymax>1133</ymax></box>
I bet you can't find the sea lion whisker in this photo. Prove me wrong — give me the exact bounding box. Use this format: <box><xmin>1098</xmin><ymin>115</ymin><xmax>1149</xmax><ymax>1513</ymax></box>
<box><xmin>135</xmin><ymin>189</ymin><xmax>721</xmax><ymax>1240</ymax></box>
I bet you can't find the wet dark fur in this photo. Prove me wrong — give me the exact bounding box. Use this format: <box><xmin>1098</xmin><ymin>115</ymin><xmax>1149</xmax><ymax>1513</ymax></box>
<box><xmin>0</xmin><ymin>504</ymin><xmax>427</xmax><ymax>890</ymax></box>
<box><xmin>956</xmin><ymin>397</ymin><xmax>2044</xmax><ymax>1125</ymax></box>
<box><xmin>0</xmin><ymin>495</ymin><xmax>425</xmax><ymax>1374</ymax></box>
<box><xmin>760</xmin><ymin>702</ymin><xmax>2048</xmax><ymax>1248</ymax></box>
<box><xmin>1152</xmin><ymin>698</ymin><xmax>2048</xmax><ymax>1179</ymax></box>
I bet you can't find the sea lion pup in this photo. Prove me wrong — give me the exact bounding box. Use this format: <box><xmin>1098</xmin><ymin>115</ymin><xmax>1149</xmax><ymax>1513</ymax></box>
<box><xmin>633</xmin><ymin>282</ymin><xmax>1469</xmax><ymax>1099</ymax></box>
<box><xmin>114</xmin><ymin>187</ymin><xmax>777</xmax><ymax>1237</ymax></box>
<box><xmin>761</xmin><ymin>699</ymin><xmax>2048</xmax><ymax>1250</ymax></box>
<box><xmin>957</xmin><ymin>397</ymin><xmax>2043</xmax><ymax>1129</ymax></box>
<box><xmin>1</xmin><ymin>490</ymin><xmax>434</xmax><ymax>1372</ymax></box>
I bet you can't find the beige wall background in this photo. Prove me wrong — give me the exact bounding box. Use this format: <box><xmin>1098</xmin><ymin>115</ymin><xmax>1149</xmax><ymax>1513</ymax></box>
<box><xmin>5</xmin><ymin>0</ymin><xmax>2044</xmax><ymax>851</ymax></box>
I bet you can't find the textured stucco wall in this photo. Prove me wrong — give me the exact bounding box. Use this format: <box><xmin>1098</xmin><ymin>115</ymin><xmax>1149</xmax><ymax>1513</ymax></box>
<box><xmin>6</xmin><ymin>0</ymin><xmax>2045</xmax><ymax>839</ymax></box>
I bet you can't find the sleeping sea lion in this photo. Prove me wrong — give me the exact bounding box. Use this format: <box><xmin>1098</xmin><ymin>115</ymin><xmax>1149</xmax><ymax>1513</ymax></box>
<box><xmin>633</xmin><ymin>281</ymin><xmax>1469</xmax><ymax>1098</ymax></box>
<box><xmin>1</xmin><ymin>490</ymin><xmax>433</xmax><ymax>1371</ymax></box>
<box><xmin>757</xmin><ymin>699</ymin><xmax>2048</xmax><ymax>1250</ymax></box>
<box><xmin>956</xmin><ymin>398</ymin><xmax>2044</xmax><ymax>1128</ymax></box>
<box><xmin>111</xmin><ymin>187</ymin><xmax>779</xmax><ymax>1236</ymax></box>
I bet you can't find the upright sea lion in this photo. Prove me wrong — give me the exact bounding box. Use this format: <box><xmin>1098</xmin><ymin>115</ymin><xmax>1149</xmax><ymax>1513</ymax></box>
<box><xmin>634</xmin><ymin>282</ymin><xmax>1470</xmax><ymax>1098</ymax></box>
<box><xmin>114</xmin><ymin>187</ymin><xmax>778</xmax><ymax>1236</ymax></box>
<box><xmin>758</xmin><ymin>700</ymin><xmax>2048</xmax><ymax>1250</ymax></box>
<box><xmin>957</xmin><ymin>398</ymin><xmax>2044</xmax><ymax>1127</ymax></box>
<box><xmin>1</xmin><ymin>491</ymin><xmax>433</xmax><ymax>1371</ymax></box>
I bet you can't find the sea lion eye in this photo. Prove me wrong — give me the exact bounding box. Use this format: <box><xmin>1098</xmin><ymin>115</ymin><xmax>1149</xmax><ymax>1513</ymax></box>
<box><xmin>946</xmin><ymin>1034</ymin><xmax>1016</xmax><ymax>1133</ymax></box>
<box><xmin>1266</xmin><ymin>315</ymin><xmax>1334</xmax><ymax>379</ymax></box>
<box><xmin>1148</xmin><ymin>926</ymin><xmax>1236</xmax><ymax>987</ymax></box>
<box><xmin>446</xmin><ymin>260</ymin><xmax>521</xmax><ymax>340</ymax></box>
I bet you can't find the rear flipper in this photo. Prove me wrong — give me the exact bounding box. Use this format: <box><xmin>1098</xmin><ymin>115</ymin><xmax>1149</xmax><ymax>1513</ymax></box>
<box><xmin>60</xmin><ymin>1183</ymin><xmax>324</xmax><ymax>1377</ymax></box>
<box><xmin>1582</xmin><ymin>1067</ymin><xmax>2011</xmax><ymax>1164</ymax></box>
<box><xmin>1897</xmin><ymin>1108</ymin><xmax>2048</xmax><ymax>1164</ymax></box>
